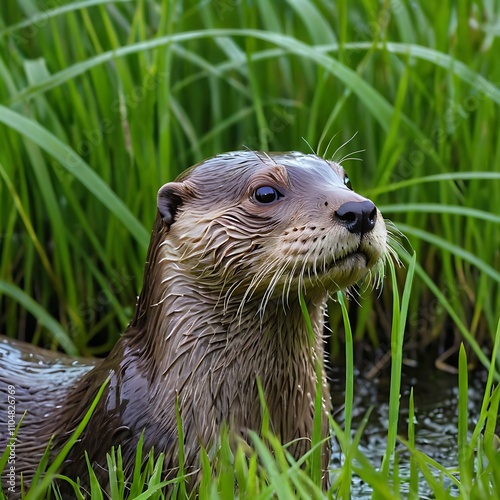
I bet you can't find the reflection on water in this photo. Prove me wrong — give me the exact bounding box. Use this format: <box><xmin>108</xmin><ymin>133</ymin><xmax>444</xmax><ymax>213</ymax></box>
<box><xmin>328</xmin><ymin>360</ymin><xmax>487</xmax><ymax>498</ymax></box>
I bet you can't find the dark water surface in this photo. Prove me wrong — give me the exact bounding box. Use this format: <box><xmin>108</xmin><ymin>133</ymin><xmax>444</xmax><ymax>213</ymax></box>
<box><xmin>328</xmin><ymin>360</ymin><xmax>488</xmax><ymax>498</ymax></box>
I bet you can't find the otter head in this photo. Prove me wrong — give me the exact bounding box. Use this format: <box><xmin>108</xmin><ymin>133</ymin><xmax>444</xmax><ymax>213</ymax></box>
<box><xmin>156</xmin><ymin>151</ymin><xmax>387</xmax><ymax>308</ymax></box>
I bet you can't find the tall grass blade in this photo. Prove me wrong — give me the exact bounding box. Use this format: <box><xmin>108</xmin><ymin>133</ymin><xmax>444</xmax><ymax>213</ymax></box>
<box><xmin>457</xmin><ymin>344</ymin><xmax>472</xmax><ymax>495</ymax></box>
<box><xmin>381</xmin><ymin>252</ymin><xmax>416</xmax><ymax>479</ymax></box>
<box><xmin>0</xmin><ymin>106</ymin><xmax>149</xmax><ymax>249</ymax></box>
<box><xmin>27</xmin><ymin>376</ymin><xmax>110</xmax><ymax>498</ymax></box>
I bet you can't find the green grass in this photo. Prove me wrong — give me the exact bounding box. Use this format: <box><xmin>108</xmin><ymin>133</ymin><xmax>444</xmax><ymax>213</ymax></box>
<box><xmin>0</xmin><ymin>0</ymin><xmax>499</xmax><ymax>498</ymax></box>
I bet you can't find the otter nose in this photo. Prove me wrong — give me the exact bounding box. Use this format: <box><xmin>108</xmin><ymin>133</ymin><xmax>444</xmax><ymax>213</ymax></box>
<box><xmin>335</xmin><ymin>200</ymin><xmax>377</xmax><ymax>235</ymax></box>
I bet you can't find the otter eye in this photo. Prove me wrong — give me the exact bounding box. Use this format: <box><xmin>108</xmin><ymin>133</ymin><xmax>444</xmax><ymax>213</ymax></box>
<box><xmin>254</xmin><ymin>186</ymin><xmax>282</xmax><ymax>204</ymax></box>
<box><xmin>344</xmin><ymin>175</ymin><xmax>352</xmax><ymax>190</ymax></box>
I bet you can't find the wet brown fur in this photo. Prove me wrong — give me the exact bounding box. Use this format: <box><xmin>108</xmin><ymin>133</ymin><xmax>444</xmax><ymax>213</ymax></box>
<box><xmin>0</xmin><ymin>151</ymin><xmax>388</xmax><ymax>495</ymax></box>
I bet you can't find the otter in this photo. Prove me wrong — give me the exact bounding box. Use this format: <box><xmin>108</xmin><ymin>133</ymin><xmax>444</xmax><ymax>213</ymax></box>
<box><xmin>0</xmin><ymin>151</ymin><xmax>388</xmax><ymax>495</ymax></box>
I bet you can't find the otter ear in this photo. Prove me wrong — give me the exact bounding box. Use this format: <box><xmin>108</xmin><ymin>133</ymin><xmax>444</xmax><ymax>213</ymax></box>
<box><xmin>157</xmin><ymin>182</ymin><xmax>185</xmax><ymax>228</ymax></box>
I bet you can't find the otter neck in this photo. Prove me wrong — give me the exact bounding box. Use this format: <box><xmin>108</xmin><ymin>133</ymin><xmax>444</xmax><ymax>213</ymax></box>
<box><xmin>127</xmin><ymin>219</ymin><xmax>329</xmax><ymax>446</ymax></box>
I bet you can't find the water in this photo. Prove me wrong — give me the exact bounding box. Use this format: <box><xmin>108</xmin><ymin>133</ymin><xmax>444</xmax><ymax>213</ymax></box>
<box><xmin>328</xmin><ymin>359</ymin><xmax>488</xmax><ymax>498</ymax></box>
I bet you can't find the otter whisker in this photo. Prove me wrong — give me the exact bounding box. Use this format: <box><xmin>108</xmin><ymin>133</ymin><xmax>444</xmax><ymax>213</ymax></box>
<box><xmin>301</xmin><ymin>137</ymin><xmax>316</xmax><ymax>155</ymax></box>
<box><xmin>338</xmin><ymin>153</ymin><xmax>364</xmax><ymax>164</ymax></box>
<box><xmin>286</xmin><ymin>260</ymin><xmax>299</xmax><ymax>301</ymax></box>
<box><xmin>257</xmin><ymin>257</ymin><xmax>292</xmax><ymax>318</ymax></box>
<box><xmin>261</xmin><ymin>150</ymin><xmax>277</xmax><ymax>165</ymax></box>
<box><xmin>240</xmin><ymin>253</ymin><xmax>279</xmax><ymax>304</ymax></box>
<box><xmin>318</xmin><ymin>130</ymin><xmax>341</xmax><ymax>159</ymax></box>
<box><xmin>330</xmin><ymin>131</ymin><xmax>359</xmax><ymax>162</ymax></box>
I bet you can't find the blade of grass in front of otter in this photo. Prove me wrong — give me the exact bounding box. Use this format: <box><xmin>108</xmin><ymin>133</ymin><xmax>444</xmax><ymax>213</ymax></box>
<box><xmin>233</xmin><ymin>445</ymin><xmax>254</xmax><ymax>498</ymax></box>
<box><xmin>217</xmin><ymin>437</ymin><xmax>259</xmax><ymax>499</ymax></box>
<box><xmin>334</xmin><ymin>291</ymin><xmax>354</xmax><ymax>499</ymax></box>
<box><xmin>311</xmin><ymin>355</ymin><xmax>325</xmax><ymax>487</ymax></box>
<box><xmin>458</xmin><ymin>345</ymin><xmax>472</xmax><ymax>496</ymax></box>
<box><xmin>48</xmin><ymin>475</ymin><xmax>86</xmax><ymax>499</ymax></box>
<box><xmin>75</xmin><ymin>436</ymin><xmax>173</xmax><ymax>500</ymax></box>
<box><xmin>256</xmin><ymin>377</ymin><xmax>271</xmax><ymax>438</ymax></box>
<box><xmin>218</xmin><ymin>427</ymin><xmax>239</xmax><ymax>499</ymax></box>
<box><xmin>26</xmin><ymin>376</ymin><xmax>110</xmax><ymax>498</ymax></box>
<box><xmin>27</xmin><ymin>438</ymin><xmax>55</xmax><ymax>498</ymax></box>
<box><xmin>106</xmin><ymin>446</ymin><xmax>125</xmax><ymax>499</ymax></box>
<box><xmin>380</xmin><ymin>252</ymin><xmax>416</xmax><ymax>483</ymax></box>
<box><xmin>298</xmin><ymin>288</ymin><xmax>324</xmax><ymax>486</ymax></box>
<box><xmin>133</xmin><ymin>456</ymin><xmax>172</xmax><ymax>499</ymax></box>
<box><xmin>126</xmin><ymin>431</ymin><xmax>145</xmax><ymax>498</ymax></box>
<box><xmin>248</xmin><ymin>430</ymin><xmax>296</xmax><ymax>499</ymax></box>
<box><xmin>84</xmin><ymin>452</ymin><xmax>104</xmax><ymax>500</ymax></box>
<box><xmin>173</xmin><ymin>395</ymin><xmax>188</xmax><ymax>499</ymax></box>
<box><xmin>339</xmin><ymin>414</ymin><xmax>397</xmax><ymax>499</ymax></box>
<box><xmin>133</xmin><ymin>457</ymin><xmax>172</xmax><ymax>500</ymax></box>
<box><xmin>254</xmin><ymin>384</ymin><xmax>327</xmax><ymax>496</ymax></box>
<box><xmin>408</xmin><ymin>388</ymin><xmax>418</xmax><ymax>500</ymax></box>
<box><xmin>337</xmin><ymin>291</ymin><xmax>354</xmax><ymax>440</ymax></box>
<box><xmin>198</xmin><ymin>447</ymin><xmax>212</xmax><ymax>498</ymax></box>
